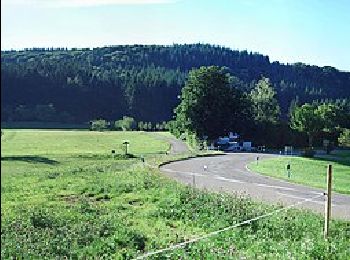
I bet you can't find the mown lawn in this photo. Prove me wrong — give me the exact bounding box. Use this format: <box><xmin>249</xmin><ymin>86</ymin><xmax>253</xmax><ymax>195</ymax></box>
<box><xmin>1</xmin><ymin>129</ymin><xmax>169</xmax><ymax>156</ymax></box>
<box><xmin>248</xmin><ymin>155</ymin><xmax>350</xmax><ymax>194</ymax></box>
<box><xmin>1</xmin><ymin>130</ymin><xmax>349</xmax><ymax>259</ymax></box>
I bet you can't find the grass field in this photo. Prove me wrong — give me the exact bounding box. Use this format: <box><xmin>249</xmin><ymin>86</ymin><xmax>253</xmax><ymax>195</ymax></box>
<box><xmin>248</xmin><ymin>153</ymin><xmax>350</xmax><ymax>194</ymax></box>
<box><xmin>1</xmin><ymin>130</ymin><xmax>349</xmax><ymax>259</ymax></box>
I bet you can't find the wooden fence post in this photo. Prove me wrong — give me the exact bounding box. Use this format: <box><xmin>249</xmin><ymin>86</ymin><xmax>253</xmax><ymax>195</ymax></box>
<box><xmin>324</xmin><ymin>164</ymin><xmax>332</xmax><ymax>240</ymax></box>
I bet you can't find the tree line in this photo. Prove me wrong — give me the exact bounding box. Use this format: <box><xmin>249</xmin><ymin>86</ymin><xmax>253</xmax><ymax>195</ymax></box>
<box><xmin>90</xmin><ymin>117</ymin><xmax>170</xmax><ymax>132</ymax></box>
<box><xmin>2</xmin><ymin>44</ymin><xmax>349</xmax><ymax>125</ymax></box>
<box><xmin>172</xmin><ymin>66</ymin><xmax>350</xmax><ymax>149</ymax></box>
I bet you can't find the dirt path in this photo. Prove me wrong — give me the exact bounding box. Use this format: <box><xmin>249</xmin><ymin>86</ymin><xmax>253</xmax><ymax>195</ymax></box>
<box><xmin>160</xmin><ymin>153</ymin><xmax>350</xmax><ymax>220</ymax></box>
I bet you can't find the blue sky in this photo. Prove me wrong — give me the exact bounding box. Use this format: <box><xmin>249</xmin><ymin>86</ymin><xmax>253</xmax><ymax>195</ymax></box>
<box><xmin>1</xmin><ymin>0</ymin><xmax>350</xmax><ymax>71</ymax></box>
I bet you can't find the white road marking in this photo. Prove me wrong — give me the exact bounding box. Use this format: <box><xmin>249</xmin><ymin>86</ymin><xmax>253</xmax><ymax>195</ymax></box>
<box><xmin>162</xmin><ymin>168</ymin><xmax>204</xmax><ymax>177</ymax></box>
<box><xmin>255</xmin><ymin>183</ymin><xmax>296</xmax><ymax>191</ymax></box>
<box><xmin>164</xmin><ymin>168</ymin><xmax>298</xmax><ymax>190</ymax></box>
<box><xmin>214</xmin><ymin>176</ymin><xmax>244</xmax><ymax>183</ymax></box>
<box><xmin>163</xmin><ymin>167</ymin><xmax>328</xmax><ymax>200</ymax></box>
<box><xmin>275</xmin><ymin>191</ymin><xmax>336</xmax><ymax>206</ymax></box>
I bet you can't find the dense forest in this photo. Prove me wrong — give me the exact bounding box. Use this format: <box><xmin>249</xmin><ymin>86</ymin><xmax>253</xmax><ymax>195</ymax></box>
<box><xmin>2</xmin><ymin>44</ymin><xmax>350</xmax><ymax>124</ymax></box>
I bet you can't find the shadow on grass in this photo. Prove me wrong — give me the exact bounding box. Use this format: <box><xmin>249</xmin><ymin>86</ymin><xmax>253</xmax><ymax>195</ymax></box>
<box><xmin>1</xmin><ymin>156</ymin><xmax>60</xmax><ymax>165</ymax></box>
<box><xmin>312</xmin><ymin>156</ymin><xmax>350</xmax><ymax>167</ymax></box>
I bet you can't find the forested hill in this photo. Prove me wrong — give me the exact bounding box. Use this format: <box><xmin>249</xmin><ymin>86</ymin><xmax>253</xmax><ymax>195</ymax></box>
<box><xmin>2</xmin><ymin>44</ymin><xmax>350</xmax><ymax>123</ymax></box>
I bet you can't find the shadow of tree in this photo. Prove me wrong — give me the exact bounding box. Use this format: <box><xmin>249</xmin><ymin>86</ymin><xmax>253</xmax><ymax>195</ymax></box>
<box><xmin>313</xmin><ymin>156</ymin><xmax>350</xmax><ymax>167</ymax></box>
<box><xmin>1</xmin><ymin>156</ymin><xmax>60</xmax><ymax>165</ymax></box>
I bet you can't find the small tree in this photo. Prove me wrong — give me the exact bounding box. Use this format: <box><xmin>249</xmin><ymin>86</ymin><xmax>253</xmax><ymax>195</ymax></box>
<box><xmin>147</xmin><ymin>122</ymin><xmax>152</xmax><ymax>131</ymax></box>
<box><xmin>90</xmin><ymin>119</ymin><xmax>107</xmax><ymax>131</ymax></box>
<box><xmin>142</xmin><ymin>122</ymin><xmax>149</xmax><ymax>131</ymax></box>
<box><xmin>137</xmin><ymin>121</ymin><xmax>144</xmax><ymax>131</ymax></box>
<box><xmin>114</xmin><ymin>116</ymin><xmax>136</xmax><ymax>131</ymax></box>
<box><xmin>161</xmin><ymin>121</ymin><xmax>167</xmax><ymax>131</ymax></box>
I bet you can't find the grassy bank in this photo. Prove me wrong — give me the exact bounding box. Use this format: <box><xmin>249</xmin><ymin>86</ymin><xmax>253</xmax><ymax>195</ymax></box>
<box><xmin>1</xmin><ymin>130</ymin><xmax>349</xmax><ymax>259</ymax></box>
<box><xmin>248</xmin><ymin>154</ymin><xmax>350</xmax><ymax>194</ymax></box>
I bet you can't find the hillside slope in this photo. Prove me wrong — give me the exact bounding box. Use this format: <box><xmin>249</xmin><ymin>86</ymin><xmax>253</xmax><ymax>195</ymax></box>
<box><xmin>2</xmin><ymin>44</ymin><xmax>349</xmax><ymax>123</ymax></box>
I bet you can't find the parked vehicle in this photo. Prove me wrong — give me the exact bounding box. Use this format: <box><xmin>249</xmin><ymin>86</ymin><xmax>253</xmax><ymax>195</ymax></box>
<box><xmin>214</xmin><ymin>135</ymin><xmax>254</xmax><ymax>152</ymax></box>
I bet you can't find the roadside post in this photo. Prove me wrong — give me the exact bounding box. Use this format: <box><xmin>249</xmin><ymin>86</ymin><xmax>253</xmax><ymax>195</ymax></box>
<box><xmin>324</xmin><ymin>164</ymin><xmax>332</xmax><ymax>240</ymax></box>
<box><xmin>111</xmin><ymin>149</ymin><xmax>116</xmax><ymax>158</ymax></box>
<box><xmin>286</xmin><ymin>163</ymin><xmax>291</xmax><ymax>178</ymax></box>
<box><xmin>256</xmin><ymin>156</ymin><xmax>259</xmax><ymax>165</ymax></box>
<box><xmin>123</xmin><ymin>140</ymin><xmax>129</xmax><ymax>155</ymax></box>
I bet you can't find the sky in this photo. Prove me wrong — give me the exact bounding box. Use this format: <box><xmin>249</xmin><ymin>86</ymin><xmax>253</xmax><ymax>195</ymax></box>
<box><xmin>1</xmin><ymin>0</ymin><xmax>350</xmax><ymax>71</ymax></box>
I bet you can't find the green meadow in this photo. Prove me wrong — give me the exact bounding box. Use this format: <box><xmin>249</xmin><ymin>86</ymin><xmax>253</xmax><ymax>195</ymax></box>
<box><xmin>248</xmin><ymin>154</ymin><xmax>350</xmax><ymax>194</ymax></box>
<box><xmin>1</xmin><ymin>130</ymin><xmax>349</xmax><ymax>259</ymax></box>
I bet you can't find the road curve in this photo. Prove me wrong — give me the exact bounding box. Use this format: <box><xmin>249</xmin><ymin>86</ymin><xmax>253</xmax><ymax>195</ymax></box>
<box><xmin>160</xmin><ymin>153</ymin><xmax>350</xmax><ymax>220</ymax></box>
<box><xmin>147</xmin><ymin>132</ymin><xmax>189</xmax><ymax>154</ymax></box>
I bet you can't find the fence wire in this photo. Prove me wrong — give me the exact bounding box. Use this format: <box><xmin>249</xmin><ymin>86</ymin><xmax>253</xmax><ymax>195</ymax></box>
<box><xmin>134</xmin><ymin>193</ymin><xmax>324</xmax><ymax>259</ymax></box>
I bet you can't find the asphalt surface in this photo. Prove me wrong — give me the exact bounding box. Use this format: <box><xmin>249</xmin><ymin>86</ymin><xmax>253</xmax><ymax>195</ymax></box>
<box><xmin>160</xmin><ymin>153</ymin><xmax>350</xmax><ymax>220</ymax></box>
<box><xmin>148</xmin><ymin>133</ymin><xmax>189</xmax><ymax>154</ymax></box>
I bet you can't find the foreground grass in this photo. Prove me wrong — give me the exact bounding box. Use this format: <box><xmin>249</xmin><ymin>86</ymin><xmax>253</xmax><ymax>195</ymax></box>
<box><xmin>248</xmin><ymin>155</ymin><xmax>350</xmax><ymax>194</ymax></box>
<box><xmin>1</xmin><ymin>130</ymin><xmax>350</xmax><ymax>259</ymax></box>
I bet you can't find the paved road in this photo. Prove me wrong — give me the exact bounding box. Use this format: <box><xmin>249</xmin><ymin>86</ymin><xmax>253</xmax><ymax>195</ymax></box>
<box><xmin>148</xmin><ymin>133</ymin><xmax>189</xmax><ymax>154</ymax></box>
<box><xmin>161</xmin><ymin>153</ymin><xmax>350</xmax><ymax>220</ymax></box>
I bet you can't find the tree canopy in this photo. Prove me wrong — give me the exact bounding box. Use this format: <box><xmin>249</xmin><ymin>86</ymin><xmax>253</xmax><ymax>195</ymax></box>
<box><xmin>174</xmin><ymin>66</ymin><xmax>251</xmax><ymax>139</ymax></box>
<box><xmin>290</xmin><ymin>103</ymin><xmax>345</xmax><ymax>147</ymax></box>
<box><xmin>250</xmin><ymin>77</ymin><xmax>280</xmax><ymax>124</ymax></box>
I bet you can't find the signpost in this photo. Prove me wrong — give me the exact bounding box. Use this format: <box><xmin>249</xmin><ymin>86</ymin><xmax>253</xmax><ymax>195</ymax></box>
<box><xmin>123</xmin><ymin>140</ymin><xmax>130</xmax><ymax>155</ymax></box>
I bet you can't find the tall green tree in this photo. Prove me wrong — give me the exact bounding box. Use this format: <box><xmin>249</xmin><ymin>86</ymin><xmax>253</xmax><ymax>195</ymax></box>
<box><xmin>290</xmin><ymin>103</ymin><xmax>341</xmax><ymax>147</ymax></box>
<box><xmin>250</xmin><ymin>77</ymin><xmax>281</xmax><ymax>124</ymax></box>
<box><xmin>316</xmin><ymin>103</ymin><xmax>340</xmax><ymax>132</ymax></box>
<box><xmin>174</xmin><ymin>66</ymin><xmax>250</xmax><ymax>139</ymax></box>
<box><xmin>290</xmin><ymin>103</ymin><xmax>321</xmax><ymax>147</ymax></box>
